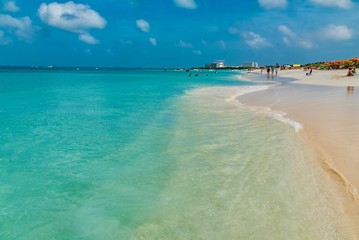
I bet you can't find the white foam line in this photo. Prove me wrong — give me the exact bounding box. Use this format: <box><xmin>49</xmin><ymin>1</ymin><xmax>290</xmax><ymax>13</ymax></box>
<box><xmin>228</xmin><ymin>76</ymin><xmax>303</xmax><ymax>131</ymax></box>
<box><xmin>268</xmin><ymin>109</ymin><xmax>303</xmax><ymax>132</ymax></box>
<box><xmin>185</xmin><ymin>82</ymin><xmax>302</xmax><ymax>132</ymax></box>
<box><xmin>233</xmin><ymin>86</ymin><xmax>303</xmax><ymax>132</ymax></box>
<box><xmin>225</xmin><ymin>85</ymin><xmax>270</xmax><ymax>102</ymax></box>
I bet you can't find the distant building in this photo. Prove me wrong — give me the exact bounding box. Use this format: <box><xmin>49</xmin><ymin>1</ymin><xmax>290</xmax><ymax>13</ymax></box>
<box><xmin>242</xmin><ymin>62</ymin><xmax>258</xmax><ymax>68</ymax></box>
<box><xmin>205</xmin><ymin>60</ymin><xmax>225</xmax><ymax>69</ymax></box>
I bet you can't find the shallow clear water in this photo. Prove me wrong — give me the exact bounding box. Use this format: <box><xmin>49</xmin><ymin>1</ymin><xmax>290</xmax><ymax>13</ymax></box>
<box><xmin>0</xmin><ymin>69</ymin><xmax>349</xmax><ymax>239</ymax></box>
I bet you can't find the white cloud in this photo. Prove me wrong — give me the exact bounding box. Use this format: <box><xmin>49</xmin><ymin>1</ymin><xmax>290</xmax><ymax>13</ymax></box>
<box><xmin>193</xmin><ymin>50</ymin><xmax>202</xmax><ymax>55</ymax></box>
<box><xmin>298</xmin><ymin>39</ymin><xmax>313</xmax><ymax>49</ymax></box>
<box><xmin>0</xmin><ymin>30</ymin><xmax>11</xmax><ymax>44</ymax></box>
<box><xmin>278</xmin><ymin>25</ymin><xmax>294</xmax><ymax>46</ymax></box>
<box><xmin>308</xmin><ymin>0</ymin><xmax>353</xmax><ymax>9</ymax></box>
<box><xmin>282</xmin><ymin>36</ymin><xmax>291</xmax><ymax>46</ymax></box>
<box><xmin>174</xmin><ymin>0</ymin><xmax>197</xmax><ymax>9</ymax></box>
<box><xmin>241</xmin><ymin>32</ymin><xmax>271</xmax><ymax>48</ymax></box>
<box><xmin>136</xmin><ymin>19</ymin><xmax>150</xmax><ymax>32</ymax></box>
<box><xmin>38</xmin><ymin>1</ymin><xmax>106</xmax><ymax>44</ymax></box>
<box><xmin>321</xmin><ymin>24</ymin><xmax>352</xmax><ymax>41</ymax></box>
<box><xmin>38</xmin><ymin>2</ymin><xmax>106</xmax><ymax>32</ymax></box>
<box><xmin>79</xmin><ymin>32</ymin><xmax>99</xmax><ymax>44</ymax></box>
<box><xmin>278</xmin><ymin>25</ymin><xmax>313</xmax><ymax>49</ymax></box>
<box><xmin>278</xmin><ymin>25</ymin><xmax>296</xmax><ymax>38</ymax></box>
<box><xmin>149</xmin><ymin>37</ymin><xmax>157</xmax><ymax>46</ymax></box>
<box><xmin>176</xmin><ymin>40</ymin><xmax>192</xmax><ymax>48</ymax></box>
<box><xmin>3</xmin><ymin>0</ymin><xmax>19</xmax><ymax>12</ymax></box>
<box><xmin>201</xmin><ymin>39</ymin><xmax>208</xmax><ymax>46</ymax></box>
<box><xmin>0</xmin><ymin>14</ymin><xmax>35</xmax><ymax>41</ymax></box>
<box><xmin>258</xmin><ymin>0</ymin><xmax>287</xmax><ymax>9</ymax></box>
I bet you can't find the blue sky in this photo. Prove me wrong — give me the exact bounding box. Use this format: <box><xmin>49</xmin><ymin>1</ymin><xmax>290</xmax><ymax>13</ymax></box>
<box><xmin>0</xmin><ymin>0</ymin><xmax>358</xmax><ymax>67</ymax></box>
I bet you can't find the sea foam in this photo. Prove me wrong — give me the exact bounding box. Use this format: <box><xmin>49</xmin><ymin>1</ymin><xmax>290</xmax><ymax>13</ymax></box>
<box><xmin>223</xmin><ymin>84</ymin><xmax>303</xmax><ymax>132</ymax></box>
<box><xmin>186</xmin><ymin>84</ymin><xmax>303</xmax><ymax>132</ymax></box>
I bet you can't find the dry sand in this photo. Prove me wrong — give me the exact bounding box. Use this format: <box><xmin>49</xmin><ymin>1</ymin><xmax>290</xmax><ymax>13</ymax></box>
<box><xmin>275</xmin><ymin>69</ymin><xmax>359</xmax><ymax>87</ymax></box>
<box><xmin>239</xmin><ymin>69</ymin><xmax>359</xmax><ymax>236</ymax></box>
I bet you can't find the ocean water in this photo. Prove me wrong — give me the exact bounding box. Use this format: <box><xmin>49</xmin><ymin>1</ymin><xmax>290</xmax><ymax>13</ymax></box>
<box><xmin>0</xmin><ymin>69</ymin><xmax>350</xmax><ymax>239</ymax></box>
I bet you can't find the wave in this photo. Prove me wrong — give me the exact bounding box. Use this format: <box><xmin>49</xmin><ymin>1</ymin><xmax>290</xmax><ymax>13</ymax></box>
<box><xmin>187</xmin><ymin>84</ymin><xmax>303</xmax><ymax>132</ymax></box>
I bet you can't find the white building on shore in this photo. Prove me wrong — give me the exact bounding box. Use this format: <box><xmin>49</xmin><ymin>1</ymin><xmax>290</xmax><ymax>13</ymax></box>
<box><xmin>205</xmin><ymin>60</ymin><xmax>225</xmax><ymax>69</ymax></box>
<box><xmin>242</xmin><ymin>61</ymin><xmax>258</xmax><ymax>68</ymax></box>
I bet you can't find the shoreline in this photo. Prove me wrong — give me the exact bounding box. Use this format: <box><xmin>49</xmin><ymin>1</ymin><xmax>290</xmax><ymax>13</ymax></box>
<box><xmin>238</xmin><ymin>69</ymin><xmax>359</xmax><ymax>237</ymax></box>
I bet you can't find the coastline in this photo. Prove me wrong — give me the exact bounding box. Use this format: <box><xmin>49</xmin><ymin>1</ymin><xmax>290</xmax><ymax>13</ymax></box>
<box><xmin>238</xmin><ymin>69</ymin><xmax>359</xmax><ymax>237</ymax></box>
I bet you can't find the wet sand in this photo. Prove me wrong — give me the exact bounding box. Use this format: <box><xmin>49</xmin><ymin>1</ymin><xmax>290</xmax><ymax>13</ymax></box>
<box><xmin>238</xmin><ymin>69</ymin><xmax>359</xmax><ymax>236</ymax></box>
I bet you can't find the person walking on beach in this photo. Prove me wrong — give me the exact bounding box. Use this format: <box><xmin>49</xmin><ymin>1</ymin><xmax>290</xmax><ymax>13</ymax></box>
<box><xmin>266</xmin><ymin>66</ymin><xmax>271</xmax><ymax>79</ymax></box>
<box><xmin>271</xmin><ymin>65</ymin><xmax>275</xmax><ymax>78</ymax></box>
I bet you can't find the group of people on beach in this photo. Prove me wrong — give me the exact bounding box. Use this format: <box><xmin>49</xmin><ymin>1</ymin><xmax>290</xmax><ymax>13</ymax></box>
<box><xmin>260</xmin><ymin>64</ymin><xmax>280</xmax><ymax>79</ymax></box>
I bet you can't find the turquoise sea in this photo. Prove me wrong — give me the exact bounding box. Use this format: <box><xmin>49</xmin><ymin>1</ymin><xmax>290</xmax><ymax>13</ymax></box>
<box><xmin>0</xmin><ymin>69</ymin><xmax>351</xmax><ymax>239</ymax></box>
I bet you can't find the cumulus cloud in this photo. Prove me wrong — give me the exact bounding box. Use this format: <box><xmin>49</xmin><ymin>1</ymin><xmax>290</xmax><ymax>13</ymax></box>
<box><xmin>278</xmin><ymin>25</ymin><xmax>296</xmax><ymax>38</ymax></box>
<box><xmin>258</xmin><ymin>0</ymin><xmax>288</xmax><ymax>9</ymax></box>
<box><xmin>308</xmin><ymin>0</ymin><xmax>353</xmax><ymax>9</ymax></box>
<box><xmin>176</xmin><ymin>40</ymin><xmax>192</xmax><ymax>48</ymax></box>
<box><xmin>3</xmin><ymin>0</ymin><xmax>19</xmax><ymax>12</ymax></box>
<box><xmin>298</xmin><ymin>39</ymin><xmax>313</xmax><ymax>49</ymax></box>
<box><xmin>278</xmin><ymin>25</ymin><xmax>295</xmax><ymax>46</ymax></box>
<box><xmin>149</xmin><ymin>37</ymin><xmax>157</xmax><ymax>46</ymax></box>
<box><xmin>241</xmin><ymin>32</ymin><xmax>271</xmax><ymax>48</ymax></box>
<box><xmin>136</xmin><ymin>19</ymin><xmax>150</xmax><ymax>32</ymax></box>
<box><xmin>278</xmin><ymin>25</ymin><xmax>313</xmax><ymax>49</ymax></box>
<box><xmin>174</xmin><ymin>0</ymin><xmax>197</xmax><ymax>9</ymax></box>
<box><xmin>282</xmin><ymin>36</ymin><xmax>291</xmax><ymax>46</ymax></box>
<box><xmin>321</xmin><ymin>24</ymin><xmax>352</xmax><ymax>41</ymax></box>
<box><xmin>79</xmin><ymin>32</ymin><xmax>99</xmax><ymax>44</ymax></box>
<box><xmin>38</xmin><ymin>1</ymin><xmax>106</xmax><ymax>44</ymax></box>
<box><xmin>0</xmin><ymin>14</ymin><xmax>35</xmax><ymax>41</ymax></box>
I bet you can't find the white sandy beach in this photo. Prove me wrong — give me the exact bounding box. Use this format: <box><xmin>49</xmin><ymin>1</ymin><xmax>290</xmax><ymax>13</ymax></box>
<box><xmin>277</xmin><ymin>69</ymin><xmax>359</xmax><ymax>87</ymax></box>
<box><xmin>239</xmin><ymin>69</ymin><xmax>359</xmax><ymax>236</ymax></box>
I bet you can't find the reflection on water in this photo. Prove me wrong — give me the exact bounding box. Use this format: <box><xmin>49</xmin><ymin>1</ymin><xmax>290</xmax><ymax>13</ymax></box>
<box><xmin>347</xmin><ymin>86</ymin><xmax>355</xmax><ymax>94</ymax></box>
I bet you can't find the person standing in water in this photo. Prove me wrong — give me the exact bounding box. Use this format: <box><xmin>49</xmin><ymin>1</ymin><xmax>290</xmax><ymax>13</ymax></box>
<box><xmin>266</xmin><ymin>66</ymin><xmax>271</xmax><ymax>79</ymax></box>
<box><xmin>275</xmin><ymin>63</ymin><xmax>280</xmax><ymax>78</ymax></box>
